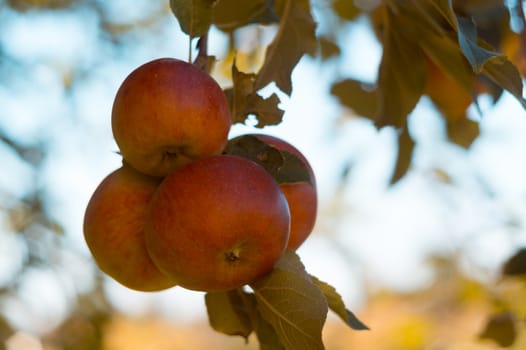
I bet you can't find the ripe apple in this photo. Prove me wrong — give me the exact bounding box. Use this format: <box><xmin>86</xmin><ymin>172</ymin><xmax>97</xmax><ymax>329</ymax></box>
<box><xmin>112</xmin><ymin>58</ymin><xmax>232</xmax><ymax>177</ymax></box>
<box><xmin>230</xmin><ymin>134</ymin><xmax>317</xmax><ymax>250</ymax></box>
<box><xmin>145</xmin><ymin>155</ymin><xmax>290</xmax><ymax>292</ymax></box>
<box><xmin>83</xmin><ymin>164</ymin><xmax>176</xmax><ymax>291</ymax></box>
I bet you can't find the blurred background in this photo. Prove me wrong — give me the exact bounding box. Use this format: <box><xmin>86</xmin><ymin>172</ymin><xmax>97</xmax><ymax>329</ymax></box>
<box><xmin>1</xmin><ymin>0</ymin><xmax>526</xmax><ymax>349</ymax></box>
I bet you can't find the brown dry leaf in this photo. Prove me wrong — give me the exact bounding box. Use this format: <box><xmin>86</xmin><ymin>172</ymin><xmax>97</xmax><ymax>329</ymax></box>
<box><xmin>254</xmin><ymin>0</ymin><xmax>317</xmax><ymax>95</ymax></box>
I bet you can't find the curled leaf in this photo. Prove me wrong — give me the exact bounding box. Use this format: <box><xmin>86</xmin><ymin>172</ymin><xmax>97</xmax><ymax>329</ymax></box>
<box><xmin>310</xmin><ymin>275</ymin><xmax>369</xmax><ymax>331</ymax></box>
<box><xmin>205</xmin><ymin>290</ymin><xmax>253</xmax><ymax>339</ymax></box>
<box><xmin>224</xmin><ymin>135</ymin><xmax>311</xmax><ymax>185</ymax></box>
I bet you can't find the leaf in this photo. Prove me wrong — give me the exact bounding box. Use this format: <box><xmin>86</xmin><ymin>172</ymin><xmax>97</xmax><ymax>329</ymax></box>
<box><xmin>502</xmin><ymin>248</ymin><xmax>526</xmax><ymax>276</ymax></box>
<box><xmin>479</xmin><ymin>311</ymin><xmax>517</xmax><ymax>347</ymax></box>
<box><xmin>310</xmin><ymin>275</ymin><xmax>369</xmax><ymax>331</ymax></box>
<box><xmin>224</xmin><ymin>135</ymin><xmax>312</xmax><ymax>185</ymax></box>
<box><xmin>318</xmin><ymin>37</ymin><xmax>340</xmax><ymax>60</ymax></box>
<box><xmin>278</xmin><ymin>150</ymin><xmax>313</xmax><ymax>185</ymax></box>
<box><xmin>170</xmin><ymin>0</ymin><xmax>216</xmax><ymax>38</ymax></box>
<box><xmin>250</xmin><ymin>250</ymin><xmax>328</xmax><ymax>350</ymax></box>
<box><xmin>254</xmin><ymin>0</ymin><xmax>317</xmax><ymax>95</ymax></box>
<box><xmin>391</xmin><ymin>126</ymin><xmax>414</xmax><ymax>184</ymax></box>
<box><xmin>242</xmin><ymin>292</ymin><xmax>286</xmax><ymax>350</ymax></box>
<box><xmin>375</xmin><ymin>6</ymin><xmax>426</xmax><ymax>128</ymax></box>
<box><xmin>225</xmin><ymin>134</ymin><xmax>284</xmax><ymax>174</ymax></box>
<box><xmin>431</xmin><ymin>0</ymin><xmax>457</xmax><ymax>29</ymax></box>
<box><xmin>226</xmin><ymin>61</ymin><xmax>284</xmax><ymax>127</ymax></box>
<box><xmin>446</xmin><ymin>117</ymin><xmax>480</xmax><ymax>148</ymax></box>
<box><xmin>482</xmin><ymin>56</ymin><xmax>526</xmax><ymax>108</ymax></box>
<box><xmin>456</xmin><ymin>16</ymin><xmax>526</xmax><ymax>108</ymax></box>
<box><xmin>420</xmin><ymin>33</ymin><xmax>475</xmax><ymax>98</ymax></box>
<box><xmin>456</xmin><ymin>17</ymin><xmax>497</xmax><ymax>73</ymax></box>
<box><xmin>213</xmin><ymin>0</ymin><xmax>278</xmax><ymax>32</ymax></box>
<box><xmin>205</xmin><ymin>290</ymin><xmax>253</xmax><ymax>339</ymax></box>
<box><xmin>409</xmin><ymin>0</ymin><xmax>457</xmax><ymax>32</ymax></box>
<box><xmin>249</xmin><ymin>93</ymin><xmax>285</xmax><ymax>127</ymax></box>
<box><xmin>225</xmin><ymin>63</ymin><xmax>257</xmax><ymax>124</ymax></box>
<box><xmin>332</xmin><ymin>0</ymin><xmax>360</xmax><ymax>21</ymax></box>
<box><xmin>330</xmin><ymin>79</ymin><xmax>377</xmax><ymax>120</ymax></box>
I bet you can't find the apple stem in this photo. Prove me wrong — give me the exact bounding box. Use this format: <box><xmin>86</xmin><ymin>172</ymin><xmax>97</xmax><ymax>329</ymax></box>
<box><xmin>193</xmin><ymin>34</ymin><xmax>212</xmax><ymax>73</ymax></box>
<box><xmin>187</xmin><ymin>36</ymin><xmax>193</xmax><ymax>63</ymax></box>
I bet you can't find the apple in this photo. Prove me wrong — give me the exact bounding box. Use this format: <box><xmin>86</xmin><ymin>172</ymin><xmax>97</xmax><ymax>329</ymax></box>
<box><xmin>83</xmin><ymin>164</ymin><xmax>176</xmax><ymax>291</ymax></box>
<box><xmin>145</xmin><ymin>155</ymin><xmax>290</xmax><ymax>292</ymax></box>
<box><xmin>112</xmin><ymin>58</ymin><xmax>232</xmax><ymax>177</ymax></box>
<box><xmin>229</xmin><ymin>134</ymin><xmax>317</xmax><ymax>250</ymax></box>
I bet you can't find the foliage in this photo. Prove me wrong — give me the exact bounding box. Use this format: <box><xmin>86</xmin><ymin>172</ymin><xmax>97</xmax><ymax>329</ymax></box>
<box><xmin>167</xmin><ymin>1</ymin><xmax>526</xmax><ymax>348</ymax></box>
<box><xmin>1</xmin><ymin>0</ymin><xmax>526</xmax><ymax>349</ymax></box>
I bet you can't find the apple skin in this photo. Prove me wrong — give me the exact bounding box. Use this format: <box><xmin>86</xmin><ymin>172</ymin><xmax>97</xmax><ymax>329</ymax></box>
<box><xmin>112</xmin><ymin>58</ymin><xmax>232</xmax><ymax>177</ymax></box>
<box><xmin>145</xmin><ymin>155</ymin><xmax>291</xmax><ymax>292</ymax></box>
<box><xmin>232</xmin><ymin>134</ymin><xmax>317</xmax><ymax>250</ymax></box>
<box><xmin>83</xmin><ymin>164</ymin><xmax>177</xmax><ymax>292</ymax></box>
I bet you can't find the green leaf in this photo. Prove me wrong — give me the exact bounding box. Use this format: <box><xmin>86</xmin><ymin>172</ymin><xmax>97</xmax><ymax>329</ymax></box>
<box><xmin>330</xmin><ymin>79</ymin><xmax>377</xmax><ymax>120</ymax></box>
<box><xmin>224</xmin><ymin>135</ymin><xmax>312</xmax><ymax>185</ymax></box>
<box><xmin>479</xmin><ymin>311</ymin><xmax>517</xmax><ymax>347</ymax></box>
<box><xmin>502</xmin><ymin>248</ymin><xmax>526</xmax><ymax>276</ymax></box>
<box><xmin>170</xmin><ymin>0</ymin><xmax>216</xmax><ymax>38</ymax></box>
<box><xmin>254</xmin><ymin>0</ymin><xmax>317</xmax><ymax>95</ymax></box>
<box><xmin>376</xmin><ymin>7</ymin><xmax>426</xmax><ymax>128</ymax></box>
<box><xmin>205</xmin><ymin>290</ymin><xmax>253</xmax><ymax>339</ymax></box>
<box><xmin>310</xmin><ymin>276</ymin><xmax>369</xmax><ymax>331</ymax></box>
<box><xmin>250</xmin><ymin>250</ymin><xmax>328</xmax><ymax>350</ymax></box>
<box><xmin>391</xmin><ymin>126</ymin><xmax>414</xmax><ymax>184</ymax></box>
<box><xmin>213</xmin><ymin>0</ymin><xmax>278</xmax><ymax>32</ymax></box>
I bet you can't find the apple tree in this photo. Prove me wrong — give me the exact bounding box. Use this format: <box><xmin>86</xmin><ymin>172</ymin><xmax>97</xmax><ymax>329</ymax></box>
<box><xmin>126</xmin><ymin>0</ymin><xmax>526</xmax><ymax>349</ymax></box>
<box><xmin>164</xmin><ymin>0</ymin><xmax>526</xmax><ymax>348</ymax></box>
<box><xmin>1</xmin><ymin>0</ymin><xmax>526</xmax><ymax>349</ymax></box>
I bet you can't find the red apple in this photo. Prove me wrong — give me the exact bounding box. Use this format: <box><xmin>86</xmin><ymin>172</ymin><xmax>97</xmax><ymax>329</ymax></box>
<box><xmin>230</xmin><ymin>134</ymin><xmax>317</xmax><ymax>250</ymax></box>
<box><xmin>112</xmin><ymin>58</ymin><xmax>231</xmax><ymax>177</ymax></box>
<box><xmin>83</xmin><ymin>164</ymin><xmax>176</xmax><ymax>291</ymax></box>
<box><xmin>145</xmin><ymin>155</ymin><xmax>290</xmax><ymax>292</ymax></box>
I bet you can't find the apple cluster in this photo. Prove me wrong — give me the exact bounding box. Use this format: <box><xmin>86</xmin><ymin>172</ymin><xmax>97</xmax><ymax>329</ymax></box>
<box><xmin>83</xmin><ymin>58</ymin><xmax>317</xmax><ymax>292</ymax></box>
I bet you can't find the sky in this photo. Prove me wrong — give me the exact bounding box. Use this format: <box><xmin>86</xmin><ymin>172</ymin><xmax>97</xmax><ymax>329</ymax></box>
<box><xmin>1</xmin><ymin>1</ymin><xmax>526</xmax><ymax>336</ymax></box>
